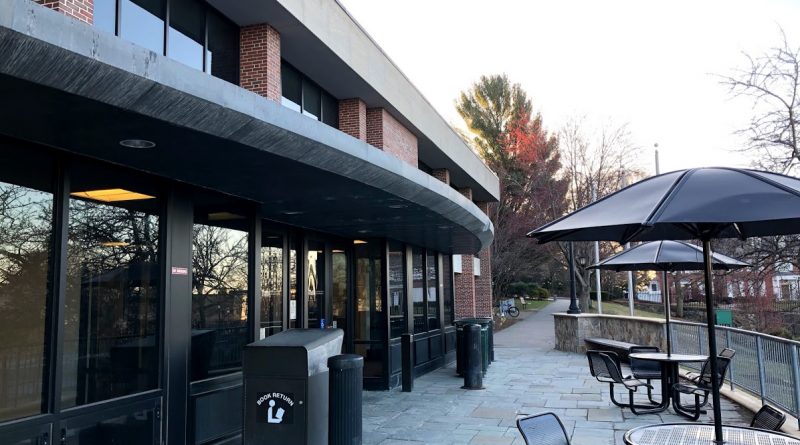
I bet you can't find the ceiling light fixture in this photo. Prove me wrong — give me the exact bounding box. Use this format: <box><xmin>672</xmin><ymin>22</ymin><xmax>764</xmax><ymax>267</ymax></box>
<box><xmin>353</xmin><ymin>240</ymin><xmax>368</xmax><ymax>244</ymax></box>
<box><xmin>208</xmin><ymin>212</ymin><xmax>245</xmax><ymax>221</ymax></box>
<box><xmin>71</xmin><ymin>188</ymin><xmax>155</xmax><ymax>203</ymax></box>
<box><xmin>388</xmin><ymin>204</ymin><xmax>408</xmax><ymax>209</ymax></box>
<box><xmin>282</xmin><ymin>210</ymin><xmax>304</xmax><ymax>215</ymax></box>
<box><xmin>119</xmin><ymin>139</ymin><xmax>156</xmax><ymax>149</ymax></box>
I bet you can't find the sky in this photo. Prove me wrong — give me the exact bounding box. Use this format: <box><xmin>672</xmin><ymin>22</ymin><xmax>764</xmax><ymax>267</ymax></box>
<box><xmin>337</xmin><ymin>0</ymin><xmax>800</xmax><ymax>175</ymax></box>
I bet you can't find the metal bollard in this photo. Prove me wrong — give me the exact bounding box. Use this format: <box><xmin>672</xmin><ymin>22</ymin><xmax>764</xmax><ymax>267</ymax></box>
<box><xmin>488</xmin><ymin>319</ymin><xmax>495</xmax><ymax>363</ymax></box>
<box><xmin>462</xmin><ymin>324</ymin><xmax>484</xmax><ymax>390</ymax></box>
<box><xmin>328</xmin><ymin>354</ymin><xmax>363</xmax><ymax>445</ymax></box>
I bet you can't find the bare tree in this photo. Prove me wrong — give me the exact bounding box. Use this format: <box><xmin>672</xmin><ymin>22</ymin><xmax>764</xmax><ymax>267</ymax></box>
<box><xmin>720</xmin><ymin>28</ymin><xmax>800</xmax><ymax>173</ymax></box>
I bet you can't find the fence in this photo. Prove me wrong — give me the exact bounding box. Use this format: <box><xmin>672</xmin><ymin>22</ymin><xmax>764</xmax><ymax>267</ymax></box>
<box><xmin>671</xmin><ymin>320</ymin><xmax>800</xmax><ymax>429</ymax></box>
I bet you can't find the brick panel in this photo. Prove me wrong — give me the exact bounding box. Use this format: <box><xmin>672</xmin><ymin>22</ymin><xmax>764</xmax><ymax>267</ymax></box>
<box><xmin>454</xmin><ymin>255</ymin><xmax>475</xmax><ymax>319</ymax></box>
<box><xmin>474</xmin><ymin>201</ymin><xmax>493</xmax><ymax>317</ymax></box>
<box><xmin>240</xmin><ymin>24</ymin><xmax>281</xmax><ymax>102</ymax></box>
<box><xmin>366</xmin><ymin>108</ymin><xmax>418</xmax><ymax>166</ymax></box>
<box><xmin>35</xmin><ymin>0</ymin><xmax>93</xmax><ymax>24</ymax></box>
<box><xmin>457</xmin><ymin>187</ymin><xmax>473</xmax><ymax>201</ymax></box>
<box><xmin>339</xmin><ymin>99</ymin><xmax>367</xmax><ymax>141</ymax></box>
<box><xmin>431</xmin><ymin>168</ymin><xmax>450</xmax><ymax>185</ymax></box>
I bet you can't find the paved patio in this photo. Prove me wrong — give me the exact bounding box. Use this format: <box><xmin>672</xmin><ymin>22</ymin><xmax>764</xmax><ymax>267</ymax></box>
<box><xmin>362</xmin><ymin>299</ymin><xmax>751</xmax><ymax>444</ymax></box>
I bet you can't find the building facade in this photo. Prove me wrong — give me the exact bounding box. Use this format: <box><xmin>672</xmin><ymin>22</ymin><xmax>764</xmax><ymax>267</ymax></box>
<box><xmin>0</xmin><ymin>0</ymin><xmax>498</xmax><ymax>443</ymax></box>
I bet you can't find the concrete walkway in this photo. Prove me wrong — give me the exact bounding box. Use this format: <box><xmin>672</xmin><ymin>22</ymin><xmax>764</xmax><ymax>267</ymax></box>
<box><xmin>362</xmin><ymin>299</ymin><xmax>750</xmax><ymax>444</ymax></box>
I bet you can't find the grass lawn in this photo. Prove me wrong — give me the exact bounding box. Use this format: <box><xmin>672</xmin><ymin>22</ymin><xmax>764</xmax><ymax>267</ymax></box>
<box><xmin>584</xmin><ymin>300</ymin><xmax>665</xmax><ymax>319</ymax></box>
<box><xmin>516</xmin><ymin>298</ymin><xmax>551</xmax><ymax>311</ymax></box>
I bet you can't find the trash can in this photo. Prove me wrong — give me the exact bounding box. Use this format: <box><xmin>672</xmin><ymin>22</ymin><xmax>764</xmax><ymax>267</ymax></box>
<box><xmin>455</xmin><ymin>318</ymin><xmax>490</xmax><ymax>375</ymax></box>
<box><xmin>328</xmin><ymin>354</ymin><xmax>363</xmax><ymax>445</ymax></box>
<box><xmin>243</xmin><ymin>329</ymin><xmax>344</xmax><ymax>445</ymax></box>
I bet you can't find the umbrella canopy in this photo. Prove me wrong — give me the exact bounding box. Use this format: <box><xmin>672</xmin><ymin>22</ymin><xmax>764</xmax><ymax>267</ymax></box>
<box><xmin>589</xmin><ymin>240</ymin><xmax>749</xmax><ymax>356</ymax></box>
<box><xmin>589</xmin><ymin>240</ymin><xmax>749</xmax><ymax>272</ymax></box>
<box><xmin>528</xmin><ymin>167</ymin><xmax>800</xmax><ymax>445</ymax></box>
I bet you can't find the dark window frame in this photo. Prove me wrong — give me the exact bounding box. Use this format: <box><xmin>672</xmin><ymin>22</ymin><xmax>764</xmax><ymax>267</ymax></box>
<box><xmin>280</xmin><ymin>60</ymin><xmax>339</xmax><ymax>129</ymax></box>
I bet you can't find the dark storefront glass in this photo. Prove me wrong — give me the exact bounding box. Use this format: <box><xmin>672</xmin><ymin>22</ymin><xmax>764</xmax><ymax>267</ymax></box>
<box><xmin>191</xmin><ymin>214</ymin><xmax>248</xmax><ymax>381</ymax></box>
<box><xmin>281</xmin><ymin>62</ymin><xmax>302</xmax><ymax>112</ymax></box>
<box><xmin>442</xmin><ymin>255</ymin><xmax>454</xmax><ymax>326</ymax></box>
<box><xmin>354</xmin><ymin>241</ymin><xmax>384</xmax><ymax>377</ymax></box>
<box><xmin>63</xmin><ymin>174</ymin><xmax>161</xmax><ymax>408</ymax></box>
<box><xmin>120</xmin><ymin>0</ymin><xmax>165</xmax><ymax>54</ymax></box>
<box><xmin>62</xmin><ymin>403</ymin><xmax>158</xmax><ymax>445</ymax></box>
<box><xmin>0</xmin><ymin>152</ymin><xmax>54</xmax><ymax>422</ymax></box>
<box><xmin>288</xmin><ymin>238</ymin><xmax>298</xmax><ymax>328</ymax></box>
<box><xmin>93</xmin><ymin>0</ymin><xmax>117</xmax><ymax>35</ymax></box>
<box><xmin>167</xmin><ymin>0</ymin><xmax>204</xmax><ymax>71</ymax></box>
<box><xmin>411</xmin><ymin>247</ymin><xmax>425</xmax><ymax>333</ymax></box>
<box><xmin>206</xmin><ymin>11</ymin><xmax>239</xmax><ymax>83</ymax></box>
<box><xmin>321</xmin><ymin>91</ymin><xmax>339</xmax><ymax>128</ymax></box>
<box><xmin>306</xmin><ymin>240</ymin><xmax>326</xmax><ymax>328</ymax></box>
<box><xmin>260</xmin><ymin>233</ymin><xmax>283</xmax><ymax>338</ymax></box>
<box><xmin>331</xmin><ymin>245</ymin><xmax>348</xmax><ymax>332</ymax></box>
<box><xmin>302</xmin><ymin>79</ymin><xmax>321</xmax><ymax>120</ymax></box>
<box><xmin>388</xmin><ymin>242</ymin><xmax>405</xmax><ymax>338</ymax></box>
<box><xmin>426</xmin><ymin>253</ymin><xmax>439</xmax><ymax>330</ymax></box>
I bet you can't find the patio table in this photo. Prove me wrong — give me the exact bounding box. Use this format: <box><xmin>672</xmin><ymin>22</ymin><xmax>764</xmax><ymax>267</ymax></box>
<box><xmin>628</xmin><ymin>352</ymin><xmax>707</xmax><ymax>414</ymax></box>
<box><xmin>623</xmin><ymin>423</ymin><xmax>800</xmax><ymax>445</ymax></box>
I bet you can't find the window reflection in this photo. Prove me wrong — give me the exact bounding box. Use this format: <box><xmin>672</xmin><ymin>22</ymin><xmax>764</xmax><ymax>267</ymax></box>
<box><xmin>388</xmin><ymin>242</ymin><xmax>405</xmax><ymax>338</ymax></box>
<box><xmin>260</xmin><ymin>233</ymin><xmax>283</xmax><ymax>339</ymax></box>
<box><xmin>120</xmin><ymin>0</ymin><xmax>165</xmax><ymax>54</ymax></box>
<box><xmin>288</xmin><ymin>239</ymin><xmax>298</xmax><ymax>328</ymax></box>
<box><xmin>191</xmin><ymin>222</ymin><xmax>248</xmax><ymax>381</ymax></box>
<box><xmin>427</xmin><ymin>253</ymin><xmax>439</xmax><ymax>330</ymax></box>
<box><xmin>167</xmin><ymin>0</ymin><xmax>204</xmax><ymax>70</ymax></box>
<box><xmin>0</xmin><ymin>181</ymin><xmax>53</xmax><ymax>422</ymax></box>
<box><xmin>63</xmin><ymin>188</ymin><xmax>160</xmax><ymax>408</ymax></box>
<box><xmin>206</xmin><ymin>11</ymin><xmax>239</xmax><ymax>83</ymax></box>
<box><xmin>411</xmin><ymin>248</ymin><xmax>425</xmax><ymax>334</ymax></box>
<box><xmin>354</xmin><ymin>241</ymin><xmax>384</xmax><ymax>378</ymax></box>
<box><xmin>93</xmin><ymin>0</ymin><xmax>117</xmax><ymax>35</ymax></box>
<box><xmin>442</xmin><ymin>255</ymin><xmax>454</xmax><ymax>326</ymax></box>
<box><xmin>331</xmin><ymin>246</ymin><xmax>347</xmax><ymax>333</ymax></box>
<box><xmin>307</xmin><ymin>240</ymin><xmax>325</xmax><ymax>328</ymax></box>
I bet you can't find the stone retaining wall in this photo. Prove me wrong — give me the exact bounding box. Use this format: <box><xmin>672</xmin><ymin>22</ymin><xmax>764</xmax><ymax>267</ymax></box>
<box><xmin>554</xmin><ymin>313</ymin><xmax>667</xmax><ymax>353</ymax></box>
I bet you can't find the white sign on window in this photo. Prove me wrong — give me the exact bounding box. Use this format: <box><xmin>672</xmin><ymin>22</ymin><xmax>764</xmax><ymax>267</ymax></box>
<box><xmin>473</xmin><ymin>257</ymin><xmax>481</xmax><ymax>276</ymax></box>
<box><xmin>290</xmin><ymin>300</ymin><xmax>297</xmax><ymax>320</ymax></box>
<box><xmin>453</xmin><ymin>254</ymin><xmax>462</xmax><ymax>273</ymax></box>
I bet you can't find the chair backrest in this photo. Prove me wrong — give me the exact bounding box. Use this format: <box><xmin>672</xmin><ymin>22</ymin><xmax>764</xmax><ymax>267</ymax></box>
<box><xmin>586</xmin><ymin>350</ymin><xmax>624</xmax><ymax>383</ymax></box>
<box><xmin>698</xmin><ymin>356</ymin><xmax>732</xmax><ymax>388</ymax></box>
<box><xmin>719</xmin><ymin>348</ymin><xmax>736</xmax><ymax>359</ymax></box>
<box><xmin>751</xmin><ymin>404</ymin><xmax>786</xmax><ymax>431</ymax></box>
<box><xmin>629</xmin><ymin>346</ymin><xmax>661</xmax><ymax>377</ymax></box>
<box><xmin>516</xmin><ymin>412</ymin><xmax>570</xmax><ymax>445</ymax></box>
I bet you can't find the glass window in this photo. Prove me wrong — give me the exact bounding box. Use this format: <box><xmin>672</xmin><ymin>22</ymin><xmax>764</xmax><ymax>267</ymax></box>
<box><xmin>427</xmin><ymin>252</ymin><xmax>439</xmax><ymax>330</ymax></box>
<box><xmin>354</xmin><ymin>241</ymin><xmax>384</xmax><ymax>378</ymax></box>
<box><xmin>120</xmin><ymin>0</ymin><xmax>165</xmax><ymax>54</ymax></box>
<box><xmin>167</xmin><ymin>0</ymin><xmax>204</xmax><ymax>71</ymax></box>
<box><xmin>331</xmin><ymin>245</ymin><xmax>348</xmax><ymax>332</ymax></box>
<box><xmin>307</xmin><ymin>240</ymin><xmax>326</xmax><ymax>328</ymax></box>
<box><xmin>281</xmin><ymin>62</ymin><xmax>302</xmax><ymax>112</ymax></box>
<box><xmin>411</xmin><ymin>247</ymin><xmax>425</xmax><ymax>333</ymax></box>
<box><xmin>93</xmin><ymin>0</ymin><xmax>117</xmax><ymax>35</ymax></box>
<box><xmin>260</xmin><ymin>232</ymin><xmax>283</xmax><ymax>339</ymax></box>
<box><xmin>442</xmin><ymin>255</ymin><xmax>454</xmax><ymax>326</ymax></box>
<box><xmin>302</xmin><ymin>79</ymin><xmax>321</xmax><ymax>120</ymax></box>
<box><xmin>388</xmin><ymin>242</ymin><xmax>405</xmax><ymax>338</ymax></box>
<box><xmin>288</xmin><ymin>237</ymin><xmax>298</xmax><ymax>328</ymax></box>
<box><xmin>62</xmin><ymin>168</ymin><xmax>161</xmax><ymax>408</ymax></box>
<box><xmin>206</xmin><ymin>10</ymin><xmax>239</xmax><ymax>84</ymax></box>
<box><xmin>62</xmin><ymin>403</ymin><xmax>158</xmax><ymax>445</ymax></box>
<box><xmin>0</xmin><ymin>148</ymin><xmax>54</xmax><ymax>422</ymax></box>
<box><xmin>322</xmin><ymin>91</ymin><xmax>339</xmax><ymax>128</ymax></box>
<box><xmin>191</xmin><ymin>212</ymin><xmax>248</xmax><ymax>381</ymax></box>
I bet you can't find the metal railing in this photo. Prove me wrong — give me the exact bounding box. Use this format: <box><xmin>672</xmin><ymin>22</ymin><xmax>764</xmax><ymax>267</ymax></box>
<box><xmin>671</xmin><ymin>320</ymin><xmax>800</xmax><ymax>428</ymax></box>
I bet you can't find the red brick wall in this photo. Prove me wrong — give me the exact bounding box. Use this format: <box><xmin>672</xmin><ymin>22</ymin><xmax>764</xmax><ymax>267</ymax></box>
<box><xmin>457</xmin><ymin>187</ymin><xmax>473</xmax><ymax>201</ymax></box>
<box><xmin>240</xmin><ymin>24</ymin><xmax>281</xmax><ymax>102</ymax></box>
<box><xmin>339</xmin><ymin>99</ymin><xmax>367</xmax><ymax>141</ymax></box>
<box><xmin>474</xmin><ymin>201</ymin><xmax>493</xmax><ymax>318</ymax></box>
<box><xmin>431</xmin><ymin>168</ymin><xmax>450</xmax><ymax>185</ymax></box>
<box><xmin>366</xmin><ymin>108</ymin><xmax>418</xmax><ymax>167</ymax></box>
<box><xmin>35</xmin><ymin>0</ymin><xmax>93</xmax><ymax>24</ymax></box>
<box><xmin>454</xmin><ymin>255</ymin><xmax>475</xmax><ymax>319</ymax></box>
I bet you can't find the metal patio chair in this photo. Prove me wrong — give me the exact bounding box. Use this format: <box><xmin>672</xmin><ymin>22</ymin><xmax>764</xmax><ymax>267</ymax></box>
<box><xmin>516</xmin><ymin>412</ymin><xmax>570</xmax><ymax>445</ymax></box>
<box><xmin>673</xmin><ymin>356</ymin><xmax>732</xmax><ymax>420</ymax></box>
<box><xmin>629</xmin><ymin>345</ymin><xmax>661</xmax><ymax>404</ymax></box>
<box><xmin>686</xmin><ymin>348</ymin><xmax>735</xmax><ymax>384</ymax></box>
<box><xmin>586</xmin><ymin>350</ymin><xmax>661</xmax><ymax>415</ymax></box>
<box><xmin>751</xmin><ymin>404</ymin><xmax>786</xmax><ymax>432</ymax></box>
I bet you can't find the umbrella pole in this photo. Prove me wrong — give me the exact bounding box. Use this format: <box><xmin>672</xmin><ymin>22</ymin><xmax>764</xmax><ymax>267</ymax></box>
<box><xmin>702</xmin><ymin>239</ymin><xmax>724</xmax><ymax>445</ymax></box>
<box><xmin>663</xmin><ymin>271</ymin><xmax>672</xmax><ymax>356</ymax></box>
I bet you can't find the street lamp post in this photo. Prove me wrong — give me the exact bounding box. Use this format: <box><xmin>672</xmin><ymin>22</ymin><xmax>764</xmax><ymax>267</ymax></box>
<box><xmin>567</xmin><ymin>242</ymin><xmax>581</xmax><ymax>314</ymax></box>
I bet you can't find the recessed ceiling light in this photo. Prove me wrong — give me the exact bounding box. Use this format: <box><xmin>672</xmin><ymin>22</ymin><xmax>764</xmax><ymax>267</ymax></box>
<box><xmin>119</xmin><ymin>139</ymin><xmax>156</xmax><ymax>149</ymax></box>
<box><xmin>388</xmin><ymin>204</ymin><xmax>408</xmax><ymax>209</ymax></box>
<box><xmin>438</xmin><ymin>225</ymin><xmax>452</xmax><ymax>230</ymax></box>
<box><xmin>208</xmin><ymin>212</ymin><xmax>245</xmax><ymax>221</ymax></box>
<box><xmin>282</xmin><ymin>210</ymin><xmax>304</xmax><ymax>215</ymax></box>
<box><xmin>357</xmin><ymin>229</ymin><xmax>370</xmax><ymax>234</ymax></box>
<box><xmin>332</xmin><ymin>249</ymin><xmax>345</xmax><ymax>253</ymax></box>
<box><xmin>71</xmin><ymin>188</ymin><xmax>155</xmax><ymax>203</ymax></box>
<box><xmin>353</xmin><ymin>240</ymin><xmax>368</xmax><ymax>244</ymax></box>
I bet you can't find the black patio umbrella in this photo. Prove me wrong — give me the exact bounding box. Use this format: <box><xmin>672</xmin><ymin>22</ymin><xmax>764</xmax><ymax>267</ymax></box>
<box><xmin>527</xmin><ymin>167</ymin><xmax>800</xmax><ymax>444</ymax></box>
<box><xmin>589</xmin><ymin>240</ymin><xmax>748</xmax><ymax>356</ymax></box>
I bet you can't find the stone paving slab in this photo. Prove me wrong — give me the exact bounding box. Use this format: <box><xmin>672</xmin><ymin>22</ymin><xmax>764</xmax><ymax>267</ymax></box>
<box><xmin>361</xmin><ymin>300</ymin><xmax>751</xmax><ymax>444</ymax></box>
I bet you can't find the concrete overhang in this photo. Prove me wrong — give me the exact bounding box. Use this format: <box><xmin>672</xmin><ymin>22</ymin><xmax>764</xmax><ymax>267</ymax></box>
<box><xmin>0</xmin><ymin>0</ymin><xmax>493</xmax><ymax>254</ymax></box>
<box><xmin>205</xmin><ymin>0</ymin><xmax>501</xmax><ymax>203</ymax></box>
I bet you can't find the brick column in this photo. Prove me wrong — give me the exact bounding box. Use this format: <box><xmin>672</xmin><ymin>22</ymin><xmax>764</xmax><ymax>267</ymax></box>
<box><xmin>35</xmin><ymin>0</ymin><xmax>92</xmax><ymax>24</ymax></box>
<box><xmin>339</xmin><ymin>99</ymin><xmax>367</xmax><ymax>141</ymax></box>
<box><xmin>240</xmin><ymin>24</ymin><xmax>281</xmax><ymax>102</ymax></box>
<box><xmin>431</xmin><ymin>168</ymin><xmax>450</xmax><ymax>185</ymax></box>
<box><xmin>453</xmin><ymin>187</ymin><xmax>476</xmax><ymax>319</ymax></box>
<box><xmin>366</xmin><ymin>108</ymin><xmax>418</xmax><ymax>166</ymax></box>
<box><xmin>474</xmin><ymin>201</ymin><xmax>493</xmax><ymax>318</ymax></box>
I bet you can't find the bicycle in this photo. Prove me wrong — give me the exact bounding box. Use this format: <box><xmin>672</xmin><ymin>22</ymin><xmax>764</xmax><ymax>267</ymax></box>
<box><xmin>495</xmin><ymin>300</ymin><xmax>520</xmax><ymax>318</ymax></box>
